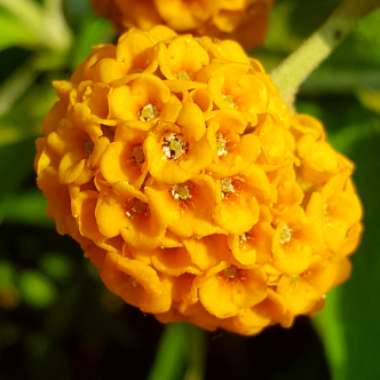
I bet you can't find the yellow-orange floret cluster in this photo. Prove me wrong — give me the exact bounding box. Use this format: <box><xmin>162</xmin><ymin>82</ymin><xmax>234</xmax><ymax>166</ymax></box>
<box><xmin>35</xmin><ymin>26</ymin><xmax>363</xmax><ymax>335</ymax></box>
<box><xmin>91</xmin><ymin>0</ymin><xmax>273</xmax><ymax>48</ymax></box>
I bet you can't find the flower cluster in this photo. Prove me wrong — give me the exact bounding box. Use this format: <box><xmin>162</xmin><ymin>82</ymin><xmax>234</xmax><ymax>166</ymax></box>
<box><xmin>35</xmin><ymin>26</ymin><xmax>362</xmax><ymax>335</ymax></box>
<box><xmin>91</xmin><ymin>0</ymin><xmax>273</xmax><ymax>48</ymax></box>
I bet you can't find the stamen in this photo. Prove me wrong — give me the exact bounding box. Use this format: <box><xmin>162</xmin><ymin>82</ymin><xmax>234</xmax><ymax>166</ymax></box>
<box><xmin>177</xmin><ymin>71</ymin><xmax>190</xmax><ymax>80</ymax></box>
<box><xmin>162</xmin><ymin>133</ymin><xmax>188</xmax><ymax>160</ymax></box>
<box><xmin>223</xmin><ymin>94</ymin><xmax>236</xmax><ymax>108</ymax></box>
<box><xmin>220</xmin><ymin>177</ymin><xmax>235</xmax><ymax>198</ymax></box>
<box><xmin>223</xmin><ymin>266</ymin><xmax>240</xmax><ymax>280</ymax></box>
<box><xmin>83</xmin><ymin>139</ymin><xmax>94</xmax><ymax>154</ymax></box>
<box><xmin>126</xmin><ymin>198</ymin><xmax>148</xmax><ymax>218</ymax></box>
<box><xmin>279</xmin><ymin>224</ymin><xmax>292</xmax><ymax>245</ymax></box>
<box><xmin>239</xmin><ymin>233</ymin><xmax>250</xmax><ymax>247</ymax></box>
<box><xmin>216</xmin><ymin>133</ymin><xmax>228</xmax><ymax>157</ymax></box>
<box><xmin>171</xmin><ymin>183</ymin><xmax>192</xmax><ymax>201</ymax></box>
<box><xmin>131</xmin><ymin>144</ymin><xmax>145</xmax><ymax>165</ymax></box>
<box><xmin>140</xmin><ymin>103</ymin><xmax>158</xmax><ymax>122</ymax></box>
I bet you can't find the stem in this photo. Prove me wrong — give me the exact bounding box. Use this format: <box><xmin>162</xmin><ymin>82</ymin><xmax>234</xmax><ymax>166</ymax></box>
<box><xmin>271</xmin><ymin>0</ymin><xmax>380</xmax><ymax>106</ymax></box>
<box><xmin>183</xmin><ymin>325</ymin><xmax>206</xmax><ymax>380</ymax></box>
<box><xmin>147</xmin><ymin>324</ymin><xmax>187</xmax><ymax>380</ymax></box>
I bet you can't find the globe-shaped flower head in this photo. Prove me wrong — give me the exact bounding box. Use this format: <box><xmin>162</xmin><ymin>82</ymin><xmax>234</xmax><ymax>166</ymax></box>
<box><xmin>35</xmin><ymin>26</ymin><xmax>363</xmax><ymax>335</ymax></box>
<box><xmin>91</xmin><ymin>0</ymin><xmax>273</xmax><ymax>48</ymax></box>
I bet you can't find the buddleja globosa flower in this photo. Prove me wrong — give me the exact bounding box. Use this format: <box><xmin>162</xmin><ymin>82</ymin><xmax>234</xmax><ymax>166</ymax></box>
<box><xmin>35</xmin><ymin>26</ymin><xmax>363</xmax><ymax>335</ymax></box>
<box><xmin>91</xmin><ymin>0</ymin><xmax>273</xmax><ymax>48</ymax></box>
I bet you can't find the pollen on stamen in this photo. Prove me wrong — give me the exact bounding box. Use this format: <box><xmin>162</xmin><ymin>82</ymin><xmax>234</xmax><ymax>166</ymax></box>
<box><xmin>220</xmin><ymin>177</ymin><xmax>235</xmax><ymax>198</ymax></box>
<box><xmin>279</xmin><ymin>224</ymin><xmax>292</xmax><ymax>245</ymax></box>
<box><xmin>131</xmin><ymin>144</ymin><xmax>145</xmax><ymax>165</ymax></box>
<box><xmin>239</xmin><ymin>232</ymin><xmax>250</xmax><ymax>247</ymax></box>
<box><xmin>171</xmin><ymin>183</ymin><xmax>192</xmax><ymax>201</ymax></box>
<box><xmin>139</xmin><ymin>103</ymin><xmax>158</xmax><ymax>122</ymax></box>
<box><xmin>216</xmin><ymin>133</ymin><xmax>228</xmax><ymax>157</ymax></box>
<box><xmin>176</xmin><ymin>71</ymin><xmax>190</xmax><ymax>80</ymax></box>
<box><xmin>223</xmin><ymin>94</ymin><xmax>236</xmax><ymax>109</ymax></box>
<box><xmin>83</xmin><ymin>139</ymin><xmax>94</xmax><ymax>154</ymax></box>
<box><xmin>223</xmin><ymin>266</ymin><xmax>240</xmax><ymax>280</ymax></box>
<box><xmin>322</xmin><ymin>202</ymin><xmax>329</xmax><ymax>216</ymax></box>
<box><xmin>126</xmin><ymin>198</ymin><xmax>148</xmax><ymax>218</ymax></box>
<box><xmin>162</xmin><ymin>133</ymin><xmax>188</xmax><ymax>160</ymax></box>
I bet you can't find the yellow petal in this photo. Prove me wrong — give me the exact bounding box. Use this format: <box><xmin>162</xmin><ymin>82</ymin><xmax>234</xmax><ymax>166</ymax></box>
<box><xmin>100</xmin><ymin>251</ymin><xmax>172</xmax><ymax>314</ymax></box>
<box><xmin>108</xmin><ymin>85</ymin><xmax>137</xmax><ymax>120</ymax></box>
<box><xmin>199</xmin><ymin>268</ymin><xmax>267</xmax><ymax>318</ymax></box>
<box><xmin>276</xmin><ymin>275</ymin><xmax>321</xmax><ymax>315</ymax></box>
<box><xmin>214</xmin><ymin>196</ymin><xmax>259</xmax><ymax>234</ymax></box>
<box><xmin>95</xmin><ymin>195</ymin><xmax>127</xmax><ymax>238</ymax></box>
<box><xmin>70</xmin><ymin>188</ymin><xmax>103</xmax><ymax>242</ymax></box>
<box><xmin>100</xmin><ymin>142</ymin><xmax>128</xmax><ymax>183</ymax></box>
<box><xmin>177</xmin><ymin>101</ymin><xmax>206</xmax><ymax>141</ymax></box>
<box><xmin>152</xmin><ymin>248</ymin><xmax>201</xmax><ymax>276</ymax></box>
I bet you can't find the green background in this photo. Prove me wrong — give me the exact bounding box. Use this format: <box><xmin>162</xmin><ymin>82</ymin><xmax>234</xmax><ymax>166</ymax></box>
<box><xmin>0</xmin><ymin>0</ymin><xmax>380</xmax><ymax>379</ymax></box>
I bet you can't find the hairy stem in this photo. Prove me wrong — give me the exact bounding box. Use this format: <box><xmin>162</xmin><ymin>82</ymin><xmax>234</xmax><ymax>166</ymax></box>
<box><xmin>271</xmin><ymin>0</ymin><xmax>380</xmax><ymax>106</ymax></box>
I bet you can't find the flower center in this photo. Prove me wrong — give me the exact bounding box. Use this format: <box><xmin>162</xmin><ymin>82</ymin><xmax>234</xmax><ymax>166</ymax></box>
<box><xmin>162</xmin><ymin>133</ymin><xmax>188</xmax><ymax>160</ymax></box>
<box><xmin>171</xmin><ymin>183</ymin><xmax>192</xmax><ymax>201</ymax></box>
<box><xmin>279</xmin><ymin>224</ymin><xmax>292</xmax><ymax>245</ymax></box>
<box><xmin>126</xmin><ymin>198</ymin><xmax>148</xmax><ymax>218</ymax></box>
<box><xmin>239</xmin><ymin>233</ymin><xmax>250</xmax><ymax>247</ymax></box>
<box><xmin>322</xmin><ymin>202</ymin><xmax>329</xmax><ymax>216</ymax></box>
<box><xmin>140</xmin><ymin>103</ymin><xmax>158</xmax><ymax>122</ymax></box>
<box><xmin>223</xmin><ymin>94</ymin><xmax>236</xmax><ymax>109</ymax></box>
<box><xmin>216</xmin><ymin>133</ymin><xmax>228</xmax><ymax>157</ymax></box>
<box><xmin>83</xmin><ymin>139</ymin><xmax>94</xmax><ymax>154</ymax></box>
<box><xmin>131</xmin><ymin>144</ymin><xmax>145</xmax><ymax>165</ymax></box>
<box><xmin>223</xmin><ymin>266</ymin><xmax>240</xmax><ymax>280</ymax></box>
<box><xmin>176</xmin><ymin>71</ymin><xmax>190</xmax><ymax>80</ymax></box>
<box><xmin>220</xmin><ymin>177</ymin><xmax>235</xmax><ymax>198</ymax></box>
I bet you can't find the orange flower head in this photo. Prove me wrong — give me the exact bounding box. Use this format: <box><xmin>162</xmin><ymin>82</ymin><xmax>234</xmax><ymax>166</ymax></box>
<box><xmin>35</xmin><ymin>26</ymin><xmax>363</xmax><ymax>335</ymax></box>
<box><xmin>91</xmin><ymin>0</ymin><xmax>273</xmax><ymax>49</ymax></box>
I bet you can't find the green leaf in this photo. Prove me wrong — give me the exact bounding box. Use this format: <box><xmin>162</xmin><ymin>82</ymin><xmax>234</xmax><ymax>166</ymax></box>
<box><xmin>69</xmin><ymin>15</ymin><xmax>115</xmax><ymax>68</ymax></box>
<box><xmin>63</xmin><ymin>0</ymin><xmax>92</xmax><ymax>30</ymax></box>
<box><xmin>302</xmin><ymin>67</ymin><xmax>380</xmax><ymax>95</ymax></box>
<box><xmin>0</xmin><ymin>191</ymin><xmax>50</xmax><ymax>226</ymax></box>
<box><xmin>0</xmin><ymin>60</ymin><xmax>37</xmax><ymax>116</ymax></box>
<box><xmin>0</xmin><ymin>83</ymin><xmax>55</xmax><ymax>146</ymax></box>
<box><xmin>0</xmin><ymin>0</ymin><xmax>43</xmax><ymax>32</ymax></box>
<box><xmin>330</xmin><ymin>8</ymin><xmax>380</xmax><ymax>66</ymax></box>
<box><xmin>0</xmin><ymin>9</ymin><xmax>39</xmax><ymax>50</ymax></box>
<box><xmin>18</xmin><ymin>270</ymin><xmax>57</xmax><ymax>308</ymax></box>
<box><xmin>42</xmin><ymin>0</ymin><xmax>72</xmax><ymax>53</ymax></box>
<box><xmin>357</xmin><ymin>88</ymin><xmax>380</xmax><ymax>114</ymax></box>
<box><xmin>314</xmin><ymin>289</ymin><xmax>347</xmax><ymax>380</ymax></box>
<box><xmin>0</xmin><ymin>138</ymin><xmax>35</xmax><ymax>197</ymax></box>
<box><xmin>264</xmin><ymin>0</ymin><xmax>339</xmax><ymax>53</ymax></box>
<box><xmin>314</xmin><ymin>100</ymin><xmax>380</xmax><ymax>380</ymax></box>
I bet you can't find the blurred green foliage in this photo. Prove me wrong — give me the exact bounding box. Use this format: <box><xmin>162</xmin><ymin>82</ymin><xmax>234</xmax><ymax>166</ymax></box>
<box><xmin>0</xmin><ymin>0</ymin><xmax>380</xmax><ymax>379</ymax></box>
